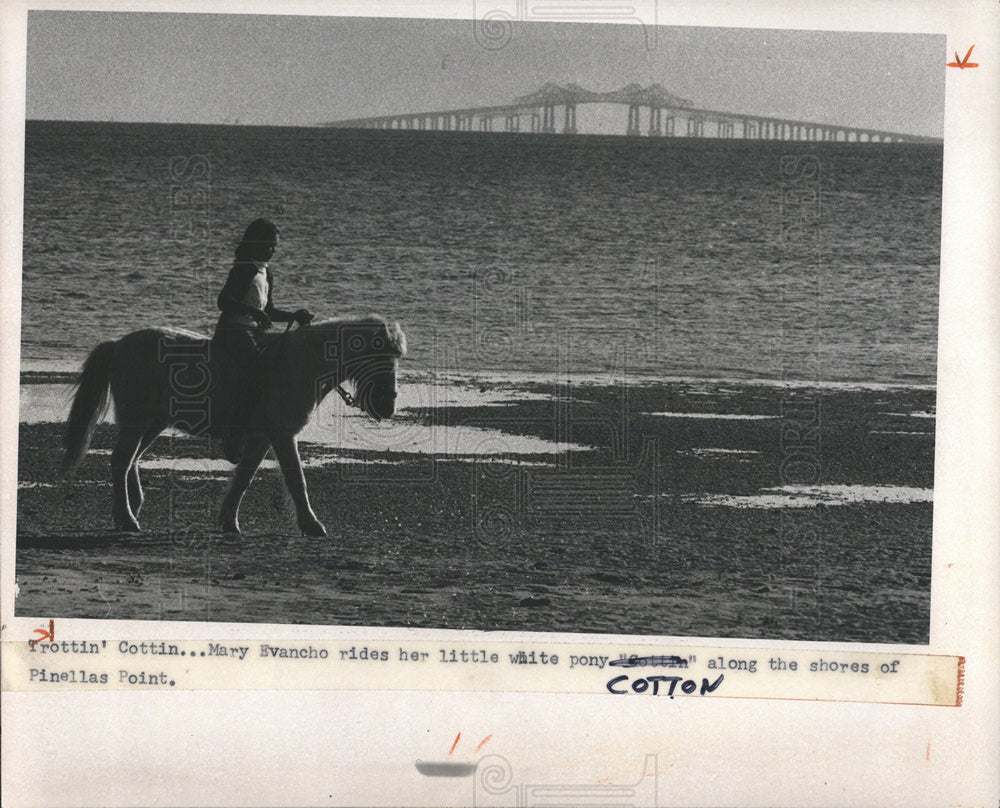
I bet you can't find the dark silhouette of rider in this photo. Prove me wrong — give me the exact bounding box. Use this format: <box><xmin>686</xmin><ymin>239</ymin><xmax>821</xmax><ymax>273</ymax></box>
<box><xmin>213</xmin><ymin>218</ymin><xmax>313</xmax><ymax>463</ymax></box>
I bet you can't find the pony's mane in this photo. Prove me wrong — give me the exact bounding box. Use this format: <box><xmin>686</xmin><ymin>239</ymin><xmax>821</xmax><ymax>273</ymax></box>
<box><xmin>307</xmin><ymin>314</ymin><xmax>407</xmax><ymax>357</ymax></box>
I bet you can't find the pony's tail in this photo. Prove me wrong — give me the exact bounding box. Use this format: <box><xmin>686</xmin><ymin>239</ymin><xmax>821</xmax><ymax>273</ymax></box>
<box><xmin>61</xmin><ymin>340</ymin><xmax>116</xmax><ymax>477</ymax></box>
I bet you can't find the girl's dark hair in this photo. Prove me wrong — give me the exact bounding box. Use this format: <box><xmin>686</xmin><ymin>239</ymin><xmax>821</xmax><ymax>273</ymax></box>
<box><xmin>234</xmin><ymin>218</ymin><xmax>280</xmax><ymax>262</ymax></box>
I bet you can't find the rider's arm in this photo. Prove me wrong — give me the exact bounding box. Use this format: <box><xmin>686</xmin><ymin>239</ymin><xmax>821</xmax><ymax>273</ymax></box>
<box><xmin>262</xmin><ymin>269</ymin><xmax>297</xmax><ymax>323</ymax></box>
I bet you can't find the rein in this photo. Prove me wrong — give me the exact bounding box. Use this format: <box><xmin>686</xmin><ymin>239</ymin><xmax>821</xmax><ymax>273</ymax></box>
<box><xmin>279</xmin><ymin>320</ymin><xmax>360</xmax><ymax>410</ymax></box>
<box><xmin>333</xmin><ymin>384</ymin><xmax>356</xmax><ymax>408</ymax></box>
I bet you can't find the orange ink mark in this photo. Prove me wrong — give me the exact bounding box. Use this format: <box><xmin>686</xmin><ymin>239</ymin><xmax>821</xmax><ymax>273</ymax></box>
<box><xmin>448</xmin><ymin>732</ymin><xmax>461</xmax><ymax>757</ymax></box>
<box><xmin>475</xmin><ymin>734</ymin><xmax>492</xmax><ymax>752</ymax></box>
<box><xmin>947</xmin><ymin>45</ymin><xmax>978</xmax><ymax>69</ymax></box>
<box><xmin>925</xmin><ymin>743</ymin><xmax>930</xmax><ymax>761</ymax></box>
<box><xmin>28</xmin><ymin>619</ymin><xmax>54</xmax><ymax>648</ymax></box>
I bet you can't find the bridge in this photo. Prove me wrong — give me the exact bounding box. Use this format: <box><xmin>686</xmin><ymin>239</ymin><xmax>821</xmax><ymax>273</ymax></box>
<box><xmin>323</xmin><ymin>82</ymin><xmax>940</xmax><ymax>143</ymax></box>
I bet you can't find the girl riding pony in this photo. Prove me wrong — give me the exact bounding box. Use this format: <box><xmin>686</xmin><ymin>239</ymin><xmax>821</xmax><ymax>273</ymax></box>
<box><xmin>213</xmin><ymin>218</ymin><xmax>313</xmax><ymax>462</ymax></box>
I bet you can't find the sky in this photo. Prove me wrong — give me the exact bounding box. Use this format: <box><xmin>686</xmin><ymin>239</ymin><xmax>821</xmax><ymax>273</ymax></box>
<box><xmin>24</xmin><ymin>11</ymin><xmax>945</xmax><ymax>136</ymax></box>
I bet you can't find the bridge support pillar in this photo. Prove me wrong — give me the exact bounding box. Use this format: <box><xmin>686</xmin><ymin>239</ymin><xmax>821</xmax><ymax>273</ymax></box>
<box><xmin>686</xmin><ymin>117</ymin><xmax>704</xmax><ymax>137</ymax></box>
<box><xmin>627</xmin><ymin>104</ymin><xmax>641</xmax><ymax>136</ymax></box>
<box><xmin>665</xmin><ymin>115</ymin><xmax>675</xmax><ymax>136</ymax></box>
<box><xmin>542</xmin><ymin>104</ymin><xmax>556</xmax><ymax>133</ymax></box>
<box><xmin>480</xmin><ymin>115</ymin><xmax>492</xmax><ymax>132</ymax></box>
<box><xmin>563</xmin><ymin>104</ymin><xmax>577</xmax><ymax>134</ymax></box>
<box><xmin>648</xmin><ymin>106</ymin><xmax>662</xmax><ymax>136</ymax></box>
<box><xmin>505</xmin><ymin>114</ymin><xmax>519</xmax><ymax>132</ymax></box>
<box><xmin>531</xmin><ymin>111</ymin><xmax>541</xmax><ymax>132</ymax></box>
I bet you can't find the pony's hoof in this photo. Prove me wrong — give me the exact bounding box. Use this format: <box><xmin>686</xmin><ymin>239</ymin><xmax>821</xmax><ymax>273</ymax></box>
<box><xmin>300</xmin><ymin>519</ymin><xmax>327</xmax><ymax>538</ymax></box>
<box><xmin>220</xmin><ymin>522</ymin><xmax>242</xmax><ymax>535</ymax></box>
<box><xmin>115</xmin><ymin>519</ymin><xmax>141</xmax><ymax>533</ymax></box>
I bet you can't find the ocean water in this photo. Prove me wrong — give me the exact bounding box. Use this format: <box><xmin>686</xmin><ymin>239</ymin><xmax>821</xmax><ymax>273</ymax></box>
<box><xmin>21</xmin><ymin>121</ymin><xmax>942</xmax><ymax>384</ymax></box>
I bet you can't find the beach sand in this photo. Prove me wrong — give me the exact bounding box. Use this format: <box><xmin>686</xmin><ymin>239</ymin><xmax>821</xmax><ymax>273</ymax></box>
<box><xmin>14</xmin><ymin>376</ymin><xmax>935</xmax><ymax>642</ymax></box>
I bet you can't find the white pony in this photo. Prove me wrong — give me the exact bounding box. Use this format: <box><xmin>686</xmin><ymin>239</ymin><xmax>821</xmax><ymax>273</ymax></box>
<box><xmin>61</xmin><ymin>316</ymin><xmax>407</xmax><ymax>537</ymax></box>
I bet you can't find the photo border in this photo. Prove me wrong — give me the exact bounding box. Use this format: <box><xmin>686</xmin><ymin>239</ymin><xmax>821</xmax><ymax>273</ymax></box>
<box><xmin>2</xmin><ymin>1</ymin><xmax>997</xmax><ymax>805</ymax></box>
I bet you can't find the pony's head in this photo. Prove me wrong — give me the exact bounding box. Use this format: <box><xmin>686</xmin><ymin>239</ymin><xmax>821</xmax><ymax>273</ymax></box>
<box><xmin>327</xmin><ymin>316</ymin><xmax>407</xmax><ymax>421</ymax></box>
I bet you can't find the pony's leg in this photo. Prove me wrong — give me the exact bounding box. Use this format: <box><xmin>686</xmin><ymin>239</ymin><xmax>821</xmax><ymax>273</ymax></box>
<box><xmin>218</xmin><ymin>433</ymin><xmax>271</xmax><ymax>535</ymax></box>
<box><xmin>269</xmin><ymin>431</ymin><xmax>326</xmax><ymax>537</ymax></box>
<box><xmin>128</xmin><ymin>426</ymin><xmax>163</xmax><ymax>518</ymax></box>
<box><xmin>111</xmin><ymin>425</ymin><xmax>145</xmax><ymax>531</ymax></box>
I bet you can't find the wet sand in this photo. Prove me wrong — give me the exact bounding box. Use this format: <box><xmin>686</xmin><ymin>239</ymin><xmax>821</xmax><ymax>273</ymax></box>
<box><xmin>14</xmin><ymin>377</ymin><xmax>935</xmax><ymax>642</ymax></box>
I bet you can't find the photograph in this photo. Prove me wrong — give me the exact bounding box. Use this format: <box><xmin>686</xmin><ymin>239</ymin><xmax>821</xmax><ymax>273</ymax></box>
<box><xmin>14</xmin><ymin>11</ymin><xmax>943</xmax><ymax>643</ymax></box>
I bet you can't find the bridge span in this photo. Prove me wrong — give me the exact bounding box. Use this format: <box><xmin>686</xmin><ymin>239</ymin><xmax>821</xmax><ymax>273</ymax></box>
<box><xmin>323</xmin><ymin>82</ymin><xmax>939</xmax><ymax>144</ymax></box>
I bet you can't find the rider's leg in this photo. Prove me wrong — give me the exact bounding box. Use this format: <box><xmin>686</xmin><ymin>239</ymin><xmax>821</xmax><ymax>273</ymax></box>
<box><xmin>224</xmin><ymin>328</ymin><xmax>265</xmax><ymax>464</ymax></box>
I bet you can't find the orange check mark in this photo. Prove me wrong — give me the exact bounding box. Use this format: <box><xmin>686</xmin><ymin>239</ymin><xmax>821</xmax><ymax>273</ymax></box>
<box><xmin>29</xmin><ymin>619</ymin><xmax>54</xmax><ymax>648</ymax></box>
<box><xmin>947</xmin><ymin>45</ymin><xmax>978</xmax><ymax>69</ymax></box>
